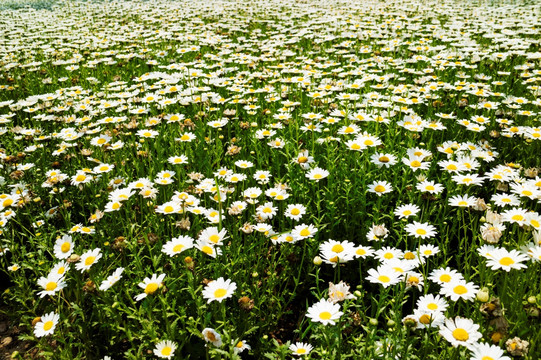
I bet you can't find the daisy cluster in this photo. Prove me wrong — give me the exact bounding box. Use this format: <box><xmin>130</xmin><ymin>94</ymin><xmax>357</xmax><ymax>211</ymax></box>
<box><xmin>0</xmin><ymin>0</ymin><xmax>540</xmax><ymax>358</ymax></box>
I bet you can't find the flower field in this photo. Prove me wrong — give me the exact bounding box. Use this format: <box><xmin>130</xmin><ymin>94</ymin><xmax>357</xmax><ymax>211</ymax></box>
<box><xmin>0</xmin><ymin>0</ymin><xmax>540</xmax><ymax>358</ymax></box>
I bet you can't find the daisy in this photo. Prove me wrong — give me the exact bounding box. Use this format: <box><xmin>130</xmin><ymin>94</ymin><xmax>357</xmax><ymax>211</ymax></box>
<box><xmin>53</xmin><ymin>235</ymin><xmax>74</xmax><ymax>259</ymax></box>
<box><xmin>448</xmin><ymin>194</ymin><xmax>478</xmax><ymax>208</ymax></box>
<box><xmin>290</xmin><ymin>342</ymin><xmax>313</xmax><ymax>356</ymax></box>
<box><xmin>291</xmin><ymin>223</ymin><xmax>318</xmax><ymax>240</ymax></box>
<box><xmin>501</xmin><ymin>208</ymin><xmax>529</xmax><ymax>226</ymax></box>
<box><xmin>439</xmin><ymin>317</ymin><xmax>482</xmax><ymax>348</ymax></box>
<box><xmin>366</xmin><ymin>265</ymin><xmax>402</xmax><ymax>288</ymax></box>
<box><xmin>405</xmin><ymin>221</ymin><xmax>438</xmax><ymax>239</ymax></box>
<box><xmin>195</xmin><ymin>240</ymin><xmax>221</xmax><ymax>258</ymax></box>
<box><xmin>441</xmin><ymin>280</ymin><xmax>479</xmax><ymax>302</ymax></box>
<box><xmin>99</xmin><ymin>267</ymin><xmax>124</xmax><ymax>291</ymax></box>
<box><xmin>319</xmin><ymin>239</ymin><xmax>356</xmax><ymax>266</ymax></box>
<box><xmin>368</xmin><ymin>181</ymin><xmax>393</xmax><ymax>196</ymax></box>
<box><xmin>412</xmin><ymin>308</ymin><xmax>445</xmax><ymax>329</ymax></box>
<box><xmin>328</xmin><ymin>281</ymin><xmax>355</xmax><ymax>303</ymax></box>
<box><xmin>161</xmin><ymin>236</ymin><xmax>194</xmax><ymax>257</ymax></box>
<box><xmin>374</xmin><ymin>247</ymin><xmax>404</xmax><ymax>263</ymax></box>
<box><xmin>135</xmin><ymin>273</ymin><xmax>165</xmax><ymax>301</ymax></box>
<box><xmin>284</xmin><ymin>204</ymin><xmax>306</xmax><ymax>221</ymax></box>
<box><xmin>417</xmin><ymin>294</ymin><xmax>448</xmax><ymax>314</ymax></box>
<box><xmin>370</xmin><ymin>153</ymin><xmax>398</xmax><ymax>168</ymax></box>
<box><xmin>469</xmin><ymin>343</ymin><xmax>511</xmax><ymax>360</ymax></box>
<box><xmin>306</xmin><ymin>167</ymin><xmax>329</xmax><ymax>181</ymax></box>
<box><xmin>402</xmin><ymin>156</ymin><xmax>430</xmax><ymax>171</ymax></box>
<box><xmin>50</xmin><ymin>261</ymin><xmax>69</xmax><ymax>277</ymax></box>
<box><xmin>198</xmin><ymin>227</ymin><xmax>228</xmax><ymax>246</ymax></box>
<box><xmin>233</xmin><ymin>340</ymin><xmax>251</xmax><ymax>354</ymax></box>
<box><xmin>37</xmin><ymin>272</ymin><xmax>66</xmax><ymax>298</ymax></box>
<box><xmin>306</xmin><ymin>298</ymin><xmax>343</xmax><ymax>325</ymax></box>
<box><xmin>168</xmin><ymin>155</ymin><xmax>188</xmax><ymax>165</ymax></box>
<box><xmin>416</xmin><ymin>180</ymin><xmax>444</xmax><ymax>194</ymax></box>
<box><xmin>202</xmin><ymin>277</ymin><xmax>237</xmax><ymax>303</ymax></box>
<box><xmin>176</xmin><ymin>132</ymin><xmax>196</xmax><ymax>142</ymax></box>
<box><xmin>34</xmin><ymin>312</ymin><xmax>60</xmax><ymax>338</ymax></box>
<box><xmin>75</xmin><ymin>248</ymin><xmax>102</xmax><ymax>272</ymax></box>
<box><xmin>154</xmin><ymin>340</ymin><xmax>177</xmax><ymax>359</ymax></box>
<box><xmin>256</xmin><ymin>202</ymin><xmax>278</xmax><ymax>220</ymax></box>
<box><xmin>429</xmin><ymin>267</ymin><xmax>464</xmax><ymax>285</ymax></box>
<box><xmin>202</xmin><ymin>328</ymin><xmax>223</xmax><ymax>347</ymax></box>
<box><xmin>491</xmin><ymin>193</ymin><xmax>520</xmax><ymax>207</ymax></box>
<box><xmin>418</xmin><ymin>244</ymin><xmax>440</xmax><ymax>258</ymax></box>
<box><xmin>155</xmin><ymin>202</ymin><xmax>182</xmax><ymax>215</ymax></box>
<box><xmin>485</xmin><ymin>248</ymin><xmax>529</xmax><ymax>272</ymax></box>
<box><xmin>394</xmin><ymin>204</ymin><xmax>420</xmax><ymax>219</ymax></box>
<box><xmin>354</xmin><ymin>245</ymin><xmax>375</xmax><ymax>259</ymax></box>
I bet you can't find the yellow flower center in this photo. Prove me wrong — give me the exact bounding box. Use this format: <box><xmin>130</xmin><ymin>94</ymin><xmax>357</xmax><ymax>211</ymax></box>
<box><xmin>61</xmin><ymin>242</ymin><xmax>71</xmax><ymax>253</ymax></box>
<box><xmin>426</xmin><ymin>185</ymin><xmax>435</xmax><ymax>191</ymax></box>
<box><xmin>411</xmin><ymin>160</ymin><xmax>421</xmax><ymax>167</ymax></box>
<box><xmin>84</xmin><ymin>256</ymin><xmax>95</xmax><ymax>266</ymax></box>
<box><xmin>180</xmin><ymin>134</ymin><xmax>190</xmax><ymax>141</ymax></box>
<box><xmin>298</xmin><ymin>156</ymin><xmax>308</xmax><ymax>163</ymax></box>
<box><xmin>202</xmin><ymin>246</ymin><xmax>213</xmax><ymax>255</ymax></box>
<box><xmin>173</xmin><ymin>244</ymin><xmax>184</xmax><ymax>253</ymax></box>
<box><xmin>351</xmin><ymin>143</ymin><xmax>361</xmax><ymax>150</ymax></box>
<box><xmin>43</xmin><ymin>320</ymin><xmax>54</xmax><ymax>331</ymax></box>
<box><xmin>331</xmin><ymin>244</ymin><xmax>344</xmax><ymax>253</ymax></box>
<box><xmin>2</xmin><ymin>199</ymin><xmax>13</xmax><ymax>207</ymax></box>
<box><xmin>499</xmin><ymin>257</ymin><xmax>514</xmax><ymax>266</ymax></box>
<box><xmin>416</xmin><ymin>228</ymin><xmax>427</xmax><ymax>235</ymax></box>
<box><xmin>512</xmin><ymin>214</ymin><xmax>524</xmax><ymax>221</ymax></box>
<box><xmin>291</xmin><ymin>208</ymin><xmax>300</xmax><ymax>215</ymax></box>
<box><xmin>164</xmin><ymin>206</ymin><xmax>174</xmax><ymax>213</ymax></box>
<box><xmin>75</xmin><ymin>174</ymin><xmax>86</xmax><ymax>182</ymax></box>
<box><xmin>97</xmin><ymin>138</ymin><xmax>106</xmax><ymax>144</ymax></box>
<box><xmin>161</xmin><ymin>346</ymin><xmax>172</xmax><ymax>356</ymax></box>
<box><xmin>453</xmin><ymin>285</ymin><xmax>467</xmax><ymax>294</ymax></box>
<box><xmin>447</xmin><ymin>164</ymin><xmax>457</xmax><ymax>171</ymax></box>
<box><xmin>378</xmin><ymin>275</ymin><xmax>390</xmax><ymax>283</ymax></box>
<box><xmin>364</xmin><ymin>140</ymin><xmax>374</xmax><ymax>146</ymax></box>
<box><xmin>209</xmin><ymin>235</ymin><xmax>220</xmax><ymax>244</ymax></box>
<box><xmin>427</xmin><ymin>303</ymin><xmax>438</xmax><ymax>310</ymax></box>
<box><xmin>419</xmin><ymin>314</ymin><xmax>432</xmax><ymax>324</ymax></box>
<box><xmin>300</xmin><ymin>228</ymin><xmax>310</xmax><ymax>237</ymax></box>
<box><xmin>145</xmin><ymin>283</ymin><xmax>159</xmax><ymax>294</ymax></box>
<box><xmin>374</xmin><ymin>185</ymin><xmax>386</xmax><ymax>193</ymax></box>
<box><xmin>452</xmin><ymin>328</ymin><xmax>469</xmax><ymax>341</ymax></box>
<box><xmin>297</xmin><ymin>348</ymin><xmax>307</xmax><ymax>354</ymax></box>
<box><xmin>482</xmin><ymin>357</ymin><xmax>494</xmax><ymax>360</ymax></box>
<box><xmin>319</xmin><ymin>311</ymin><xmax>332</xmax><ymax>320</ymax></box>
<box><xmin>46</xmin><ymin>281</ymin><xmax>57</xmax><ymax>291</ymax></box>
<box><xmin>356</xmin><ymin>248</ymin><xmax>366</xmax><ymax>256</ymax></box>
<box><xmin>440</xmin><ymin>274</ymin><xmax>451</xmax><ymax>282</ymax></box>
<box><xmin>214</xmin><ymin>288</ymin><xmax>227</xmax><ymax>298</ymax></box>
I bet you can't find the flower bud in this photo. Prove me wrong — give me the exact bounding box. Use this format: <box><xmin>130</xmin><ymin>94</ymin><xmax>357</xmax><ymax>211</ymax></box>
<box><xmin>477</xmin><ymin>287</ymin><xmax>490</xmax><ymax>302</ymax></box>
<box><xmin>369</xmin><ymin>318</ymin><xmax>378</xmax><ymax>326</ymax></box>
<box><xmin>313</xmin><ymin>256</ymin><xmax>322</xmax><ymax>266</ymax></box>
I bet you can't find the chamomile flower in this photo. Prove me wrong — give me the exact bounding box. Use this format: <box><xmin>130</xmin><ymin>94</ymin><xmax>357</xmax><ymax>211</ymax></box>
<box><xmin>485</xmin><ymin>248</ymin><xmax>529</xmax><ymax>271</ymax></box>
<box><xmin>405</xmin><ymin>221</ymin><xmax>438</xmax><ymax>239</ymax></box>
<box><xmin>328</xmin><ymin>281</ymin><xmax>355</xmax><ymax>303</ymax></box>
<box><xmin>417</xmin><ymin>294</ymin><xmax>448</xmax><ymax>314</ymax></box>
<box><xmin>394</xmin><ymin>204</ymin><xmax>420</xmax><ymax>219</ymax></box>
<box><xmin>34</xmin><ymin>312</ymin><xmax>59</xmax><ymax>338</ymax></box>
<box><xmin>53</xmin><ymin>235</ymin><xmax>74</xmax><ymax>259</ymax></box>
<box><xmin>413</xmin><ymin>308</ymin><xmax>445</xmax><ymax>329</ymax></box>
<box><xmin>448</xmin><ymin>194</ymin><xmax>478</xmax><ymax>208</ymax></box>
<box><xmin>366</xmin><ymin>265</ymin><xmax>402</xmax><ymax>288</ymax></box>
<box><xmin>202</xmin><ymin>277</ymin><xmax>237</xmax><ymax>303</ymax></box>
<box><xmin>195</xmin><ymin>240</ymin><xmax>221</xmax><ymax>258</ymax></box>
<box><xmin>198</xmin><ymin>227</ymin><xmax>228</xmax><ymax>246</ymax></box>
<box><xmin>50</xmin><ymin>261</ymin><xmax>69</xmax><ymax>277</ymax></box>
<box><xmin>469</xmin><ymin>343</ymin><xmax>511</xmax><ymax>360</ymax></box>
<box><xmin>416</xmin><ymin>180</ymin><xmax>444</xmax><ymax>194</ymax></box>
<box><xmin>168</xmin><ymin>155</ymin><xmax>188</xmax><ymax>165</ymax></box>
<box><xmin>75</xmin><ymin>248</ymin><xmax>102</xmax><ymax>272</ymax></box>
<box><xmin>306</xmin><ymin>298</ymin><xmax>343</xmax><ymax>325</ymax></box>
<box><xmin>135</xmin><ymin>273</ymin><xmax>165</xmax><ymax>301</ymax></box>
<box><xmin>37</xmin><ymin>272</ymin><xmax>66</xmax><ymax>297</ymax></box>
<box><xmin>370</xmin><ymin>153</ymin><xmax>398</xmax><ymax>168</ymax></box>
<box><xmin>99</xmin><ymin>267</ymin><xmax>124</xmax><ymax>291</ymax></box>
<box><xmin>161</xmin><ymin>236</ymin><xmax>194</xmax><ymax>257</ymax></box>
<box><xmin>291</xmin><ymin>223</ymin><xmax>318</xmax><ymax>240</ymax></box>
<box><xmin>284</xmin><ymin>204</ymin><xmax>307</xmax><ymax>221</ymax></box>
<box><xmin>306</xmin><ymin>167</ymin><xmax>329</xmax><ymax>181</ymax></box>
<box><xmin>439</xmin><ymin>317</ymin><xmax>482</xmax><ymax>348</ymax></box>
<box><xmin>319</xmin><ymin>239</ymin><xmax>356</xmax><ymax>266</ymax></box>
<box><xmin>233</xmin><ymin>340</ymin><xmax>251</xmax><ymax>354</ymax></box>
<box><xmin>429</xmin><ymin>267</ymin><xmax>464</xmax><ymax>285</ymax></box>
<box><xmin>368</xmin><ymin>181</ymin><xmax>393</xmax><ymax>196</ymax></box>
<box><xmin>154</xmin><ymin>340</ymin><xmax>177</xmax><ymax>359</ymax></box>
<box><xmin>202</xmin><ymin>328</ymin><xmax>222</xmax><ymax>347</ymax></box>
<box><xmin>441</xmin><ymin>280</ymin><xmax>479</xmax><ymax>302</ymax></box>
<box><xmin>290</xmin><ymin>342</ymin><xmax>313</xmax><ymax>356</ymax></box>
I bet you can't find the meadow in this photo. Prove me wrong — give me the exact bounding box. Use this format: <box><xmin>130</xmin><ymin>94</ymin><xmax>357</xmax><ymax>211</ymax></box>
<box><xmin>0</xmin><ymin>0</ymin><xmax>540</xmax><ymax>358</ymax></box>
